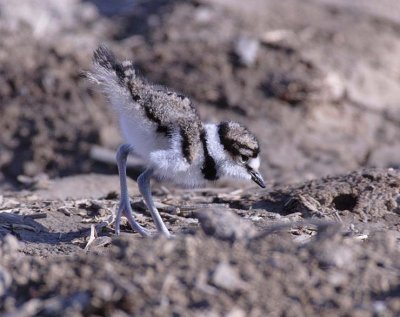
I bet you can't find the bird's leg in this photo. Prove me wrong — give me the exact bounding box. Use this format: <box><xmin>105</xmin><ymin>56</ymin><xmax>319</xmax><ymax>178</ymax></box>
<box><xmin>115</xmin><ymin>144</ymin><xmax>150</xmax><ymax>237</ymax></box>
<box><xmin>137</xmin><ymin>168</ymin><xmax>171</xmax><ymax>237</ymax></box>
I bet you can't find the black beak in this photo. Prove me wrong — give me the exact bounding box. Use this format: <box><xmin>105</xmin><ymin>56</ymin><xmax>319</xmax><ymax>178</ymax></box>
<box><xmin>249</xmin><ymin>169</ymin><xmax>266</xmax><ymax>188</ymax></box>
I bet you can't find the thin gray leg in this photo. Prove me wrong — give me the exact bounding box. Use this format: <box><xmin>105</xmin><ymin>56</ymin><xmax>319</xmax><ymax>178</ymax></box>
<box><xmin>137</xmin><ymin>168</ymin><xmax>171</xmax><ymax>237</ymax></box>
<box><xmin>115</xmin><ymin>144</ymin><xmax>150</xmax><ymax>237</ymax></box>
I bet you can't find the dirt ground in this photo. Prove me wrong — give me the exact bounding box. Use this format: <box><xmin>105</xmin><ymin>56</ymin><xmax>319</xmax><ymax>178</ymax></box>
<box><xmin>0</xmin><ymin>0</ymin><xmax>400</xmax><ymax>316</ymax></box>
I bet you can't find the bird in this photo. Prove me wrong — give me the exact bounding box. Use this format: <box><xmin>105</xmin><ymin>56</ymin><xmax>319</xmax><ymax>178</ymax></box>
<box><xmin>87</xmin><ymin>46</ymin><xmax>265</xmax><ymax>238</ymax></box>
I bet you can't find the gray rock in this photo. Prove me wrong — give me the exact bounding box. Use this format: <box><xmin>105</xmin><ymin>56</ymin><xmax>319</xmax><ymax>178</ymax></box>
<box><xmin>196</xmin><ymin>208</ymin><xmax>257</xmax><ymax>242</ymax></box>
<box><xmin>212</xmin><ymin>261</ymin><xmax>246</xmax><ymax>292</ymax></box>
<box><xmin>234</xmin><ymin>36</ymin><xmax>259</xmax><ymax>67</ymax></box>
<box><xmin>0</xmin><ymin>265</ymin><xmax>11</xmax><ymax>297</ymax></box>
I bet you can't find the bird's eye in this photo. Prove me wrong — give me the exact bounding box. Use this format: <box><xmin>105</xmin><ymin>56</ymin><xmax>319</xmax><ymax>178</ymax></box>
<box><xmin>240</xmin><ymin>155</ymin><xmax>249</xmax><ymax>163</ymax></box>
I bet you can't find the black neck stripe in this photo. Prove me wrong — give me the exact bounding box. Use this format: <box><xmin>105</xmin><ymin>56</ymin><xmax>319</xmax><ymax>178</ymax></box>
<box><xmin>200</xmin><ymin>130</ymin><xmax>218</xmax><ymax>181</ymax></box>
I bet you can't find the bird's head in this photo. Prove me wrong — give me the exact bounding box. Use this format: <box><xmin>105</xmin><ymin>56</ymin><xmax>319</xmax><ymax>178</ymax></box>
<box><xmin>217</xmin><ymin>121</ymin><xmax>265</xmax><ymax>188</ymax></box>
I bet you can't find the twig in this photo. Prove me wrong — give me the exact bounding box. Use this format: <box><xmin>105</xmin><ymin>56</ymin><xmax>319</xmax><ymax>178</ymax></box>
<box><xmin>90</xmin><ymin>145</ymin><xmax>144</xmax><ymax>169</ymax></box>
<box><xmin>24</xmin><ymin>213</ymin><xmax>47</xmax><ymax>219</ymax></box>
<box><xmin>84</xmin><ymin>225</ymin><xmax>97</xmax><ymax>251</ymax></box>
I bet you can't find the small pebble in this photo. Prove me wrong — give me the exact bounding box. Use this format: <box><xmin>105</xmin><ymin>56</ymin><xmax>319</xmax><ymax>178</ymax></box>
<box><xmin>212</xmin><ymin>262</ymin><xmax>246</xmax><ymax>292</ymax></box>
<box><xmin>234</xmin><ymin>36</ymin><xmax>259</xmax><ymax>67</ymax></box>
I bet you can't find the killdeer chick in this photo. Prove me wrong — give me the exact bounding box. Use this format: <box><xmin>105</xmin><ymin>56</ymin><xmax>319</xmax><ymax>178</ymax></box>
<box><xmin>87</xmin><ymin>46</ymin><xmax>265</xmax><ymax>237</ymax></box>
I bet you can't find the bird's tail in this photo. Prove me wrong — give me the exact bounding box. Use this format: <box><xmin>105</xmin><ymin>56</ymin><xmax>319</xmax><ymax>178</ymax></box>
<box><xmin>85</xmin><ymin>45</ymin><xmax>138</xmax><ymax>113</ymax></box>
<box><xmin>86</xmin><ymin>45</ymin><xmax>137</xmax><ymax>85</ymax></box>
<box><xmin>93</xmin><ymin>45</ymin><xmax>118</xmax><ymax>71</ymax></box>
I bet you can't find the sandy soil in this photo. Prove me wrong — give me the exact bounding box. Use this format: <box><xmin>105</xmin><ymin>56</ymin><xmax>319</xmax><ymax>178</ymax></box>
<box><xmin>0</xmin><ymin>0</ymin><xmax>400</xmax><ymax>316</ymax></box>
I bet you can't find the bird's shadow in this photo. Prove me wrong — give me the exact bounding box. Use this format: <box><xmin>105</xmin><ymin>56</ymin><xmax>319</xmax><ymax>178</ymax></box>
<box><xmin>0</xmin><ymin>212</ymin><xmax>93</xmax><ymax>245</ymax></box>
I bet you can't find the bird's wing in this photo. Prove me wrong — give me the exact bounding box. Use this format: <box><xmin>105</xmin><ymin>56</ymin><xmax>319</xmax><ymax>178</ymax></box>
<box><xmin>141</xmin><ymin>88</ymin><xmax>203</xmax><ymax>163</ymax></box>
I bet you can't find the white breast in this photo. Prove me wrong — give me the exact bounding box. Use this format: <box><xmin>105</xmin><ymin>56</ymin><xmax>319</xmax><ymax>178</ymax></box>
<box><xmin>119</xmin><ymin>110</ymin><xmax>169</xmax><ymax>159</ymax></box>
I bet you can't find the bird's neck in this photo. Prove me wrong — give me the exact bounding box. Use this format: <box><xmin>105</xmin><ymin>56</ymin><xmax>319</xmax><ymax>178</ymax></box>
<box><xmin>203</xmin><ymin>123</ymin><xmax>227</xmax><ymax>166</ymax></box>
<box><xmin>203</xmin><ymin>123</ymin><xmax>250</xmax><ymax>183</ymax></box>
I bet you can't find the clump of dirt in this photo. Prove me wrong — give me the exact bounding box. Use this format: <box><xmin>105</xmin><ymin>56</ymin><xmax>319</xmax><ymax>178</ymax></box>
<box><xmin>234</xmin><ymin>168</ymin><xmax>400</xmax><ymax>230</ymax></box>
<box><xmin>0</xmin><ymin>169</ymin><xmax>400</xmax><ymax>316</ymax></box>
<box><xmin>129</xmin><ymin>1</ymin><xmax>336</xmax><ymax>117</ymax></box>
<box><xmin>0</xmin><ymin>1</ymin><xmax>116</xmax><ymax>185</ymax></box>
<box><xmin>1</xmin><ymin>224</ymin><xmax>399</xmax><ymax>316</ymax></box>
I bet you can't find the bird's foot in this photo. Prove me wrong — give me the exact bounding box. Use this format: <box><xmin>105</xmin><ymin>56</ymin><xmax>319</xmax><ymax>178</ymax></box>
<box><xmin>115</xmin><ymin>200</ymin><xmax>151</xmax><ymax>237</ymax></box>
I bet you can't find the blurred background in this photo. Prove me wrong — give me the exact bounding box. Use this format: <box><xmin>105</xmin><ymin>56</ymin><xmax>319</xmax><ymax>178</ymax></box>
<box><xmin>1</xmin><ymin>0</ymin><xmax>400</xmax><ymax>189</ymax></box>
